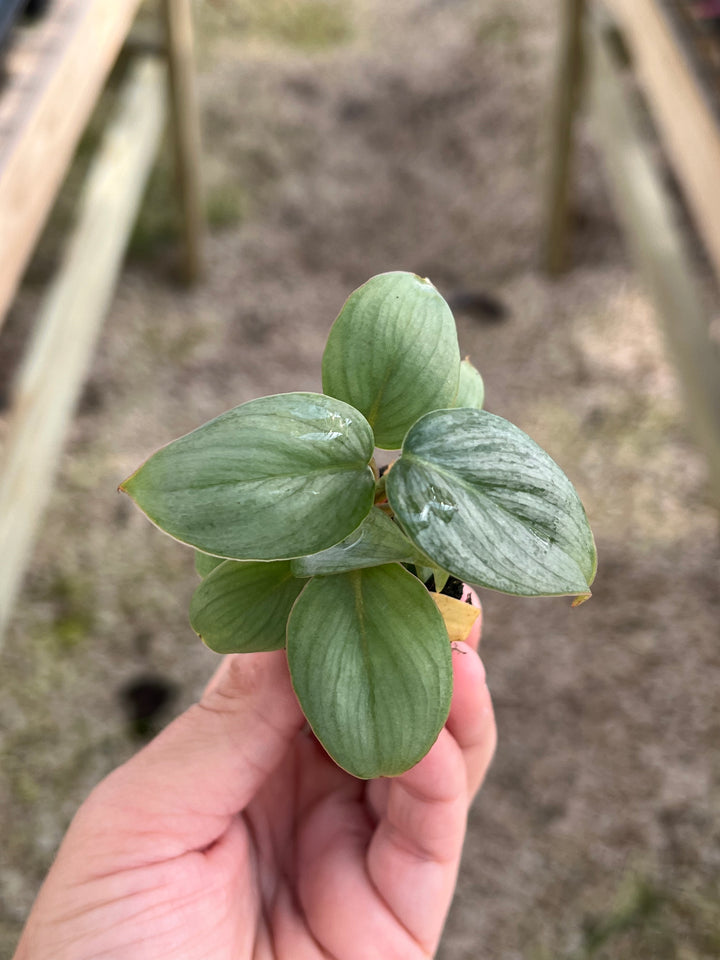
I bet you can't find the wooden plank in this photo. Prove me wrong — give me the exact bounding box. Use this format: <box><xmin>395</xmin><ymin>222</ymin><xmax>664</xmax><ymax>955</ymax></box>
<box><xmin>0</xmin><ymin>56</ymin><xmax>166</xmax><ymax>642</ymax></box>
<box><xmin>163</xmin><ymin>0</ymin><xmax>204</xmax><ymax>282</ymax></box>
<box><xmin>541</xmin><ymin>0</ymin><xmax>586</xmax><ymax>275</ymax></box>
<box><xmin>589</xmin><ymin>21</ymin><xmax>720</xmax><ymax>507</ymax></box>
<box><xmin>602</xmin><ymin>0</ymin><xmax>720</xmax><ymax>286</ymax></box>
<box><xmin>0</xmin><ymin>0</ymin><xmax>144</xmax><ymax>329</ymax></box>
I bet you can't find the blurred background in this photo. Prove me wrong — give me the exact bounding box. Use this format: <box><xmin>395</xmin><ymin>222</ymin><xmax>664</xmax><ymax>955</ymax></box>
<box><xmin>1</xmin><ymin>0</ymin><xmax>720</xmax><ymax>957</ymax></box>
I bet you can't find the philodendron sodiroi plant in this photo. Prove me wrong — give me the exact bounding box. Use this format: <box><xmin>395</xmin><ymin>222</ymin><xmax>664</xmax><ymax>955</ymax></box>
<box><xmin>121</xmin><ymin>271</ymin><xmax>597</xmax><ymax>779</ymax></box>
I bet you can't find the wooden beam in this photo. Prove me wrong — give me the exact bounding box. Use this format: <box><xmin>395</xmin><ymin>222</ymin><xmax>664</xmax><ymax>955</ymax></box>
<box><xmin>602</xmin><ymin>0</ymin><xmax>720</xmax><ymax>287</ymax></box>
<box><xmin>0</xmin><ymin>56</ymin><xmax>166</xmax><ymax>643</ymax></box>
<box><xmin>162</xmin><ymin>0</ymin><xmax>205</xmax><ymax>282</ymax></box>
<box><xmin>589</xmin><ymin>21</ymin><xmax>720</xmax><ymax>507</ymax></box>
<box><xmin>541</xmin><ymin>0</ymin><xmax>586</xmax><ymax>275</ymax></box>
<box><xmin>0</xmin><ymin>0</ymin><xmax>144</xmax><ymax>330</ymax></box>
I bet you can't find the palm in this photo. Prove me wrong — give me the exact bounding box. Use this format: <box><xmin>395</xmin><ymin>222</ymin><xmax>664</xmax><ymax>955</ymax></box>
<box><xmin>76</xmin><ymin>730</ymin><xmax>433</xmax><ymax>960</ymax></box>
<box><xmin>16</xmin><ymin>642</ymin><xmax>494</xmax><ymax>960</ymax></box>
<box><xmin>192</xmin><ymin>728</ymin><xmax>432</xmax><ymax>959</ymax></box>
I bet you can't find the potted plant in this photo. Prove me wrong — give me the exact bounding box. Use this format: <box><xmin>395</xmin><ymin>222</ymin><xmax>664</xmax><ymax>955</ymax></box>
<box><xmin>121</xmin><ymin>271</ymin><xmax>596</xmax><ymax>779</ymax></box>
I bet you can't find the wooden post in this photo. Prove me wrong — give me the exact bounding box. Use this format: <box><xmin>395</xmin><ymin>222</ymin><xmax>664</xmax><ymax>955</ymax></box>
<box><xmin>588</xmin><ymin>19</ymin><xmax>720</xmax><ymax>508</ymax></box>
<box><xmin>162</xmin><ymin>0</ymin><xmax>204</xmax><ymax>282</ymax></box>
<box><xmin>0</xmin><ymin>57</ymin><xmax>166</xmax><ymax>643</ymax></box>
<box><xmin>541</xmin><ymin>0</ymin><xmax>586</xmax><ymax>275</ymax></box>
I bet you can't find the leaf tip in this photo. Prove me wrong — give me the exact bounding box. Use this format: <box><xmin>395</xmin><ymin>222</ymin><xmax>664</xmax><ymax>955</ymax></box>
<box><xmin>571</xmin><ymin>591</ymin><xmax>592</xmax><ymax>607</ymax></box>
<box><xmin>117</xmin><ymin>468</ymin><xmax>140</xmax><ymax>497</ymax></box>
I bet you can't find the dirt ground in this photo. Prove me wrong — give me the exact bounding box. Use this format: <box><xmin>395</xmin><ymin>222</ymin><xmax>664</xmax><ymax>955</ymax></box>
<box><xmin>2</xmin><ymin>0</ymin><xmax>720</xmax><ymax>956</ymax></box>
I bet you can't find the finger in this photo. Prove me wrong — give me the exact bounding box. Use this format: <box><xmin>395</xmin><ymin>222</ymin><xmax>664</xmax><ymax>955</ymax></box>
<box><xmin>82</xmin><ymin>651</ymin><xmax>304</xmax><ymax>864</ymax></box>
<box><xmin>365</xmin><ymin>587</ymin><xmax>480</xmax><ymax>830</ymax></box>
<box><xmin>365</xmin><ymin>728</ymin><xmax>468</xmax><ymax>954</ymax></box>
<box><xmin>446</xmin><ymin>643</ymin><xmax>496</xmax><ymax>799</ymax></box>
<box><xmin>202</xmin><ymin>650</ymin><xmax>236</xmax><ymax>696</ymax></box>
<box><xmin>365</xmin><ymin>777</ymin><xmax>390</xmax><ymax>826</ymax></box>
<box><xmin>297</xmin><ymin>789</ymin><xmax>424</xmax><ymax>960</ymax></box>
<box><xmin>461</xmin><ymin>584</ymin><xmax>482</xmax><ymax>651</ymax></box>
<box><xmin>294</xmin><ymin>728</ymin><xmax>365</xmax><ymax>820</ymax></box>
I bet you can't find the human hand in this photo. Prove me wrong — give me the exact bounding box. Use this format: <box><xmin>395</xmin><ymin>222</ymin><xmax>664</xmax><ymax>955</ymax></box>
<box><xmin>14</xmin><ymin>604</ymin><xmax>495</xmax><ymax>960</ymax></box>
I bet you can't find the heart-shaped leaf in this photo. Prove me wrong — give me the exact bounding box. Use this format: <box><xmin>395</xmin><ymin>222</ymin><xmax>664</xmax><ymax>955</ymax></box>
<box><xmin>387</xmin><ymin>408</ymin><xmax>597</xmax><ymax>598</ymax></box>
<box><xmin>120</xmin><ymin>393</ymin><xmax>376</xmax><ymax>560</ymax></box>
<box><xmin>322</xmin><ymin>272</ymin><xmax>460</xmax><ymax>449</ymax></box>
<box><xmin>453</xmin><ymin>358</ymin><xmax>485</xmax><ymax>410</ymax></box>
<box><xmin>190</xmin><ymin>560</ymin><xmax>306</xmax><ymax>653</ymax></box>
<box><xmin>290</xmin><ymin>506</ymin><xmax>427</xmax><ymax>577</ymax></box>
<box><xmin>287</xmin><ymin>564</ymin><xmax>452</xmax><ymax>778</ymax></box>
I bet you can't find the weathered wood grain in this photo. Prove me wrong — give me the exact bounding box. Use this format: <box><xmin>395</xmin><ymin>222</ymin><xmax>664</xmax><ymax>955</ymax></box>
<box><xmin>0</xmin><ymin>0</ymin><xmax>144</xmax><ymax>328</ymax></box>
<box><xmin>0</xmin><ymin>57</ymin><xmax>166</xmax><ymax>640</ymax></box>
<box><xmin>603</xmin><ymin>0</ymin><xmax>720</xmax><ymax>286</ymax></box>
<box><xmin>589</xmin><ymin>20</ymin><xmax>720</xmax><ymax>507</ymax></box>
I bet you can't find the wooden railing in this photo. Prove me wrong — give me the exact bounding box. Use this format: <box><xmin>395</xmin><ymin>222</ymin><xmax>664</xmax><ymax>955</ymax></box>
<box><xmin>0</xmin><ymin>0</ymin><xmax>204</xmax><ymax>643</ymax></box>
<box><xmin>543</xmin><ymin>0</ymin><xmax>720</xmax><ymax>509</ymax></box>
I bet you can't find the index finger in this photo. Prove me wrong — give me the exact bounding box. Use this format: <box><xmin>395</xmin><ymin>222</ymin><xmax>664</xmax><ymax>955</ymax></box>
<box><xmin>461</xmin><ymin>584</ymin><xmax>482</xmax><ymax>651</ymax></box>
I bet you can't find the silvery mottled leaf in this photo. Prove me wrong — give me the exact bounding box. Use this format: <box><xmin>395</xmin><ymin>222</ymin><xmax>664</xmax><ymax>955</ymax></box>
<box><xmin>287</xmin><ymin>564</ymin><xmax>452</xmax><ymax>778</ymax></box>
<box><xmin>387</xmin><ymin>408</ymin><xmax>596</xmax><ymax>598</ymax></box>
<box><xmin>121</xmin><ymin>393</ymin><xmax>375</xmax><ymax>561</ymax></box>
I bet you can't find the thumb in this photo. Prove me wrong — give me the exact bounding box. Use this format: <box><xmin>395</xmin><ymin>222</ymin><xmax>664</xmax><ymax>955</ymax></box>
<box><xmin>79</xmin><ymin>651</ymin><xmax>304</xmax><ymax>865</ymax></box>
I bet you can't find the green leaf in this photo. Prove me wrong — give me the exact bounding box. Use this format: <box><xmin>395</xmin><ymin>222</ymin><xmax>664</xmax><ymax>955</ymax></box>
<box><xmin>432</xmin><ymin>568</ymin><xmax>451</xmax><ymax>593</ymax></box>
<box><xmin>453</xmin><ymin>358</ymin><xmax>485</xmax><ymax>410</ymax></box>
<box><xmin>194</xmin><ymin>550</ymin><xmax>225</xmax><ymax>578</ymax></box>
<box><xmin>409</xmin><ymin>564</ymin><xmax>451</xmax><ymax>592</ymax></box>
<box><xmin>322</xmin><ymin>272</ymin><xmax>461</xmax><ymax>449</ymax></box>
<box><xmin>413</xmin><ymin>564</ymin><xmax>435</xmax><ymax>584</ymax></box>
<box><xmin>290</xmin><ymin>507</ymin><xmax>426</xmax><ymax>577</ymax></box>
<box><xmin>387</xmin><ymin>408</ymin><xmax>597</xmax><ymax>598</ymax></box>
<box><xmin>287</xmin><ymin>564</ymin><xmax>452</xmax><ymax>778</ymax></box>
<box><xmin>120</xmin><ymin>393</ymin><xmax>376</xmax><ymax>561</ymax></box>
<box><xmin>190</xmin><ymin>560</ymin><xmax>306</xmax><ymax>653</ymax></box>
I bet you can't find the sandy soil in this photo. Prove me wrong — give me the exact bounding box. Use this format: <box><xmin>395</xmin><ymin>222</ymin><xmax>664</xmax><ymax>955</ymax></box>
<box><xmin>2</xmin><ymin>1</ymin><xmax>720</xmax><ymax>957</ymax></box>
